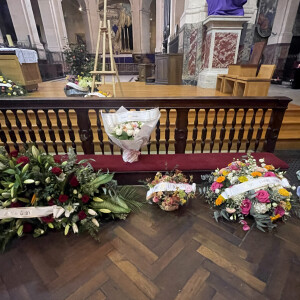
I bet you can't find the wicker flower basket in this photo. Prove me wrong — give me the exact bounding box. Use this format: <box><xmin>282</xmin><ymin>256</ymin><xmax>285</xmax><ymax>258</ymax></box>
<box><xmin>159</xmin><ymin>204</ymin><xmax>179</xmax><ymax>211</ymax></box>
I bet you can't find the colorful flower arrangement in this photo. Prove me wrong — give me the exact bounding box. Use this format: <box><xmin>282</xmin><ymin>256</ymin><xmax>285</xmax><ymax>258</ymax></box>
<box><xmin>0</xmin><ymin>75</ymin><xmax>26</xmax><ymax>97</ymax></box>
<box><xmin>113</xmin><ymin>121</ymin><xmax>144</xmax><ymax>140</ymax></box>
<box><xmin>0</xmin><ymin>146</ymin><xmax>141</xmax><ymax>252</ymax></box>
<box><xmin>146</xmin><ymin>170</ymin><xmax>196</xmax><ymax>211</ymax></box>
<box><xmin>206</xmin><ymin>154</ymin><xmax>298</xmax><ymax>232</ymax></box>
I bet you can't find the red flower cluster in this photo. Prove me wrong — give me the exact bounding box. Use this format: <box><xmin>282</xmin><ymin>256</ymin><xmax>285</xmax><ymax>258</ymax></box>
<box><xmin>10</xmin><ymin>150</ymin><xmax>19</xmax><ymax>158</ymax></box>
<box><xmin>51</xmin><ymin>167</ymin><xmax>63</xmax><ymax>176</ymax></box>
<box><xmin>41</xmin><ymin>215</ymin><xmax>54</xmax><ymax>224</ymax></box>
<box><xmin>48</xmin><ymin>199</ymin><xmax>55</xmax><ymax>206</ymax></box>
<box><xmin>10</xmin><ymin>201</ymin><xmax>23</xmax><ymax>208</ymax></box>
<box><xmin>70</xmin><ymin>176</ymin><xmax>79</xmax><ymax>187</ymax></box>
<box><xmin>78</xmin><ymin>211</ymin><xmax>87</xmax><ymax>220</ymax></box>
<box><xmin>81</xmin><ymin>195</ymin><xmax>90</xmax><ymax>203</ymax></box>
<box><xmin>16</xmin><ymin>156</ymin><xmax>29</xmax><ymax>166</ymax></box>
<box><xmin>58</xmin><ymin>195</ymin><xmax>69</xmax><ymax>203</ymax></box>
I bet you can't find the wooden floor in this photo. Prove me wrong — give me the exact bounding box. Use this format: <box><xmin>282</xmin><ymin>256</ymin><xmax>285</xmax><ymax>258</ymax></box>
<box><xmin>1</xmin><ymin>187</ymin><xmax>300</xmax><ymax>300</ymax></box>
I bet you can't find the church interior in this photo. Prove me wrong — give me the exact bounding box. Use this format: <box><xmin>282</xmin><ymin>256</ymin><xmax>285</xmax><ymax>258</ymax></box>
<box><xmin>0</xmin><ymin>0</ymin><xmax>300</xmax><ymax>299</ymax></box>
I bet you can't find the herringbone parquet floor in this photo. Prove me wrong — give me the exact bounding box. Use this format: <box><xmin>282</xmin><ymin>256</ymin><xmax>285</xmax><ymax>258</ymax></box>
<box><xmin>0</xmin><ymin>187</ymin><xmax>300</xmax><ymax>300</ymax></box>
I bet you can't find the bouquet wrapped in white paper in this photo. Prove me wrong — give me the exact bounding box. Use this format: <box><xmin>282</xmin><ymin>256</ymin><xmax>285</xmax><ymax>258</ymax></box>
<box><xmin>101</xmin><ymin>106</ymin><xmax>161</xmax><ymax>162</ymax></box>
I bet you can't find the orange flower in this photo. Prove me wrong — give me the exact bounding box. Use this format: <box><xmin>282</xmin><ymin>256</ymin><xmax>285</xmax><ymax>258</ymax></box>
<box><xmin>216</xmin><ymin>176</ymin><xmax>225</xmax><ymax>183</ymax></box>
<box><xmin>215</xmin><ymin>195</ymin><xmax>225</xmax><ymax>206</ymax></box>
<box><xmin>270</xmin><ymin>214</ymin><xmax>281</xmax><ymax>222</ymax></box>
<box><xmin>251</xmin><ymin>172</ymin><xmax>262</xmax><ymax>177</ymax></box>
<box><xmin>278</xmin><ymin>188</ymin><xmax>290</xmax><ymax>197</ymax></box>
<box><xmin>31</xmin><ymin>194</ymin><xmax>37</xmax><ymax>205</ymax></box>
<box><xmin>265</xmin><ymin>165</ymin><xmax>275</xmax><ymax>170</ymax></box>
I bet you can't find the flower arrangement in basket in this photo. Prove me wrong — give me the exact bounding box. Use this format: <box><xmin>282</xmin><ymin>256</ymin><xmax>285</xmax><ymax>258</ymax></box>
<box><xmin>146</xmin><ymin>170</ymin><xmax>196</xmax><ymax>211</ymax></box>
<box><xmin>206</xmin><ymin>154</ymin><xmax>298</xmax><ymax>232</ymax></box>
<box><xmin>0</xmin><ymin>146</ymin><xmax>141</xmax><ymax>252</ymax></box>
<box><xmin>0</xmin><ymin>75</ymin><xmax>26</xmax><ymax>97</ymax></box>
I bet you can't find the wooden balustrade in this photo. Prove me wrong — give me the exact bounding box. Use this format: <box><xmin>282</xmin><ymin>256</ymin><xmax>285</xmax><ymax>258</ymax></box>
<box><xmin>0</xmin><ymin>97</ymin><xmax>291</xmax><ymax>155</ymax></box>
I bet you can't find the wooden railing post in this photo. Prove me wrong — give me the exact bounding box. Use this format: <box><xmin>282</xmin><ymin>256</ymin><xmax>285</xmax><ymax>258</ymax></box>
<box><xmin>76</xmin><ymin>109</ymin><xmax>94</xmax><ymax>154</ymax></box>
<box><xmin>174</xmin><ymin>108</ymin><xmax>189</xmax><ymax>154</ymax></box>
<box><xmin>263</xmin><ymin>108</ymin><xmax>286</xmax><ymax>153</ymax></box>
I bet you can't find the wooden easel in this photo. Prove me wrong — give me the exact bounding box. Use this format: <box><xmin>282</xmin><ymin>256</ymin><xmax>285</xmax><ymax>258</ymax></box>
<box><xmin>90</xmin><ymin>0</ymin><xmax>123</xmax><ymax>97</ymax></box>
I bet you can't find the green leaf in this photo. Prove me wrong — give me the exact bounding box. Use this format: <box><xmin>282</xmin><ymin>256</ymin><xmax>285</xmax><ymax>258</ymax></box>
<box><xmin>4</xmin><ymin>169</ymin><xmax>15</xmax><ymax>175</ymax></box>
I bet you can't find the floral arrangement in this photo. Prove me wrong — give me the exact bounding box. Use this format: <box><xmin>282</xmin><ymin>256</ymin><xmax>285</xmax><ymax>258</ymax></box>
<box><xmin>0</xmin><ymin>75</ymin><xmax>26</xmax><ymax>97</ymax></box>
<box><xmin>0</xmin><ymin>146</ymin><xmax>141</xmax><ymax>252</ymax></box>
<box><xmin>113</xmin><ymin>121</ymin><xmax>144</xmax><ymax>140</ymax></box>
<box><xmin>146</xmin><ymin>170</ymin><xmax>196</xmax><ymax>211</ymax></box>
<box><xmin>206</xmin><ymin>154</ymin><xmax>298</xmax><ymax>232</ymax></box>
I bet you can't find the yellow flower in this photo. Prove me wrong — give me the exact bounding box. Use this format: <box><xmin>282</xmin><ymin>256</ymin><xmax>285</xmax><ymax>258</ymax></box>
<box><xmin>7</xmin><ymin>93</ymin><xmax>11</xmax><ymax>96</ymax></box>
<box><xmin>265</xmin><ymin>165</ymin><xmax>275</xmax><ymax>170</ymax></box>
<box><xmin>286</xmin><ymin>201</ymin><xmax>291</xmax><ymax>211</ymax></box>
<box><xmin>251</xmin><ymin>172</ymin><xmax>262</xmax><ymax>177</ymax></box>
<box><xmin>215</xmin><ymin>195</ymin><xmax>225</xmax><ymax>206</ymax></box>
<box><xmin>216</xmin><ymin>176</ymin><xmax>225</xmax><ymax>183</ymax></box>
<box><xmin>3</xmin><ymin>80</ymin><xmax>6</xmax><ymax>83</ymax></box>
<box><xmin>222</xmin><ymin>170</ymin><xmax>230</xmax><ymax>176</ymax></box>
<box><xmin>278</xmin><ymin>188</ymin><xmax>290</xmax><ymax>197</ymax></box>
<box><xmin>8</xmin><ymin>87</ymin><xmax>12</xmax><ymax>90</ymax></box>
<box><xmin>238</xmin><ymin>176</ymin><xmax>248</xmax><ymax>183</ymax></box>
<box><xmin>181</xmin><ymin>199</ymin><xmax>186</xmax><ymax>205</ymax></box>
<box><xmin>270</xmin><ymin>214</ymin><xmax>281</xmax><ymax>222</ymax></box>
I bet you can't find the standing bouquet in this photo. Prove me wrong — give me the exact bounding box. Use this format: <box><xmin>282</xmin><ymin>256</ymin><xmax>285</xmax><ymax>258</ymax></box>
<box><xmin>206</xmin><ymin>154</ymin><xmax>297</xmax><ymax>231</ymax></box>
<box><xmin>146</xmin><ymin>170</ymin><xmax>196</xmax><ymax>211</ymax></box>
<box><xmin>101</xmin><ymin>106</ymin><xmax>160</xmax><ymax>162</ymax></box>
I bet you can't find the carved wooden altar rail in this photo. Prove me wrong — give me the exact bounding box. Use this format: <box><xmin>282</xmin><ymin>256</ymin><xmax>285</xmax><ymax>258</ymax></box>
<box><xmin>0</xmin><ymin>97</ymin><xmax>291</xmax><ymax>155</ymax></box>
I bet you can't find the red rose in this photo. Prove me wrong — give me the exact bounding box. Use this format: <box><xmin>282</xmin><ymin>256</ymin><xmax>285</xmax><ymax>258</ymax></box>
<box><xmin>10</xmin><ymin>150</ymin><xmax>19</xmax><ymax>157</ymax></box>
<box><xmin>58</xmin><ymin>194</ymin><xmax>69</xmax><ymax>203</ymax></box>
<box><xmin>70</xmin><ymin>176</ymin><xmax>79</xmax><ymax>187</ymax></box>
<box><xmin>51</xmin><ymin>167</ymin><xmax>62</xmax><ymax>176</ymax></box>
<box><xmin>78</xmin><ymin>210</ymin><xmax>87</xmax><ymax>220</ymax></box>
<box><xmin>48</xmin><ymin>199</ymin><xmax>55</xmax><ymax>206</ymax></box>
<box><xmin>23</xmin><ymin>223</ymin><xmax>33</xmax><ymax>233</ymax></box>
<box><xmin>54</xmin><ymin>157</ymin><xmax>61</xmax><ymax>163</ymax></box>
<box><xmin>81</xmin><ymin>195</ymin><xmax>90</xmax><ymax>203</ymax></box>
<box><xmin>16</xmin><ymin>156</ymin><xmax>30</xmax><ymax>166</ymax></box>
<box><xmin>41</xmin><ymin>215</ymin><xmax>54</xmax><ymax>223</ymax></box>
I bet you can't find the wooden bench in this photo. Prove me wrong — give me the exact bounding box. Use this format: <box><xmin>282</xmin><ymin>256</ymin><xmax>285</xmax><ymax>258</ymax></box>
<box><xmin>0</xmin><ymin>97</ymin><xmax>291</xmax><ymax>183</ymax></box>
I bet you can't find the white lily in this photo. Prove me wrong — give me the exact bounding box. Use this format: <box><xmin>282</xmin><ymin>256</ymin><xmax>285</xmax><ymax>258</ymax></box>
<box><xmin>72</xmin><ymin>223</ymin><xmax>79</xmax><ymax>234</ymax></box>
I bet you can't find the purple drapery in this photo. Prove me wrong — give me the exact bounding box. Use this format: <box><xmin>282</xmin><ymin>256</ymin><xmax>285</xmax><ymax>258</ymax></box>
<box><xmin>207</xmin><ymin>0</ymin><xmax>247</xmax><ymax>16</ymax></box>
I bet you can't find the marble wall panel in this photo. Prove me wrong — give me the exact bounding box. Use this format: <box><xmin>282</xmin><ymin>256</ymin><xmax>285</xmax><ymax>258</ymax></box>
<box><xmin>212</xmin><ymin>32</ymin><xmax>238</xmax><ymax>68</ymax></box>
<box><xmin>202</xmin><ymin>32</ymin><xmax>211</xmax><ymax>68</ymax></box>
<box><xmin>188</xmin><ymin>28</ymin><xmax>198</xmax><ymax>75</ymax></box>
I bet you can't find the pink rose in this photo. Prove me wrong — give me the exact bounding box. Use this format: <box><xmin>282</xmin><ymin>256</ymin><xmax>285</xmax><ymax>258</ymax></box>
<box><xmin>275</xmin><ymin>206</ymin><xmax>285</xmax><ymax>217</ymax></box>
<box><xmin>185</xmin><ymin>184</ymin><xmax>193</xmax><ymax>193</ymax></box>
<box><xmin>255</xmin><ymin>167</ymin><xmax>265</xmax><ymax>173</ymax></box>
<box><xmin>153</xmin><ymin>196</ymin><xmax>159</xmax><ymax>203</ymax></box>
<box><xmin>240</xmin><ymin>220</ymin><xmax>250</xmax><ymax>231</ymax></box>
<box><xmin>229</xmin><ymin>164</ymin><xmax>239</xmax><ymax>171</ymax></box>
<box><xmin>255</xmin><ymin>190</ymin><xmax>270</xmax><ymax>203</ymax></box>
<box><xmin>240</xmin><ymin>199</ymin><xmax>252</xmax><ymax>215</ymax></box>
<box><xmin>264</xmin><ymin>172</ymin><xmax>276</xmax><ymax>177</ymax></box>
<box><xmin>210</xmin><ymin>181</ymin><xmax>223</xmax><ymax>192</ymax></box>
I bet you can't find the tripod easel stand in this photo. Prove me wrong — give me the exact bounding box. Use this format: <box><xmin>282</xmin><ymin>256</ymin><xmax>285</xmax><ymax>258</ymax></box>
<box><xmin>90</xmin><ymin>0</ymin><xmax>123</xmax><ymax>97</ymax></box>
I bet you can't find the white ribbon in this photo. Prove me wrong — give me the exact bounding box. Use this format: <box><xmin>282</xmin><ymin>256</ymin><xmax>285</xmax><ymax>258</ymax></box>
<box><xmin>0</xmin><ymin>205</ymin><xmax>65</xmax><ymax>219</ymax></box>
<box><xmin>146</xmin><ymin>182</ymin><xmax>196</xmax><ymax>199</ymax></box>
<box><xmin>221</xmin><ymin>177</ymin><xmax>290</xmax><ymax>200</ymax></box>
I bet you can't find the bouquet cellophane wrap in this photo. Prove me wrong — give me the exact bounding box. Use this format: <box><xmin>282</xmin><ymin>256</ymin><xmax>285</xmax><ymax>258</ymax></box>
<box><xmin>101</xmin><ymin>107</ymin><xmax>161</xmax><ymax>162</ymax></box>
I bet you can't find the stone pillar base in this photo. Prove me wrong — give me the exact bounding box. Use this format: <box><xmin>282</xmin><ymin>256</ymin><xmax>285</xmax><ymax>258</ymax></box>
<box><xmin>198</xmin><ymin>68</ymin><xmax>227</xmax><ymax>89</ymax></box>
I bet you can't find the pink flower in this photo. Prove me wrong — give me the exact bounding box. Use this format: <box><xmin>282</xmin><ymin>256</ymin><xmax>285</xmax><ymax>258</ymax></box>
<box><xmin>255</xmin><ymin>167</ymin><xmax>265</xmax><ymax>173</ymax></box>
<box><xmin>210</xmin><ymin>181</ymin><xmax>223</xmax><ymax>192</ymax></box>
<box><xmin>240</xmin><ymin>220</ymin><xmax>250</xmax><ymax>231</ymax></box>
<box><xmin>255</xmin><ymin>190</ymin><xmax>270</xmax><ymax>203</ymax></box>
<box><xmin>229</xmin><ymin>164</ymin><xmax>239</xmax><ymax>171</ymax></box>
<box><xmin>226</xmin><ymin>207</ymin><xmax>236</xmax><ymax>214</ymax></box>
<box><xmin>275</xmin><ymin>206</ymin><xmax>285</xmax><ymax>217</ymax></box>
<box><xmin>153</xmin><ymin>196</ymin><xmax>159</xmax><ymax>203</ymax></box>
<box><xmin>185</xmin><ymin>184</ymin><xmax>193</xmax><ymax>193</ymax></box>
<box><xmin>240</xmin><ymin>199</ymin><xmax>252</xmax><ymax>215</ymax></box>
<box><xmin>264</xmin><ymin>172</ymin><xmax>276</xmax><ymax>177</ymax></box>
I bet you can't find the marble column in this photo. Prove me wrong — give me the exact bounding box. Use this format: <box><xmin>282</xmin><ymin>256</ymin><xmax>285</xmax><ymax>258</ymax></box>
<box><xmin>198</xmin><ymin>16</ymin><xmax>249</xmax><ymax>88</ymax></box>
<box><xmin>140</xmin><ymin>9</ymin><xmax>151</xmax><ymax>53</ymax></box>
<box><xmin>131</xmin><ymin>3</ymin><xmax>142</xmax><ymax>54</ymax></box>
<box><xmin>179</xmin><ymin>0</ymin><xmax>208</xmax><ymax>85</ymax></box>
<box><xmin>264</xmin><ymin>0</ymin><xmax>299</xmax><ymax>78</ymax></box>
<box><xmin>82</xmin><ymin>0</ymin><xmax>100</xmax><ymax>54</ymax></box>
<box><xmin>7</xmin><ymin>0</ymin><xmax>44</xmax><ymax>53</ymax></box>
<box><xmin>38</xmin><ymin>0</ymin><xmax>68</xmax><ymax>53</ymax></box>
<box><xmin>155</xmin><ymin>0</ymin><xmax>164</xmax><ymax>53</ymax></box>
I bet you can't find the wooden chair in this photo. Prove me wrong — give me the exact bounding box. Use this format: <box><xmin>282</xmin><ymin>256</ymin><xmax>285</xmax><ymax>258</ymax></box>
<box><xmin>233</xmin><ymin>64</ymin><xmax>276</xmax><ymax>96</ymax></box>
<box><xmin>222</xmin><ymin>64</ymin><xmax>258</xmax><ymax>94</ymax></box>
<box><xmin>216</xmin><ymin>64</ymin><xmax>240</xmax><ymax>91</ymax></box>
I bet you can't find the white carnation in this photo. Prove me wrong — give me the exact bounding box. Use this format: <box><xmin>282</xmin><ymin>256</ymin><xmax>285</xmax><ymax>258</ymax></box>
<box><xmin>126</xmin><ymin>123</ymin><xmax>133</xmax><ymax>130</ymax></box>
<box><xmin>115</xmin><ymin>128</ymin><xmax>122</xmax><ymax>136</ymax></box>
<box><xmin>254</xmin><ymin>202</ymin><xmax>270</xmax><ymax>214</ymax></box>
<box><xmin>127</xmin><ymin>129</ymin><xmax>133</xmax><ymax>136</ymax></box>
